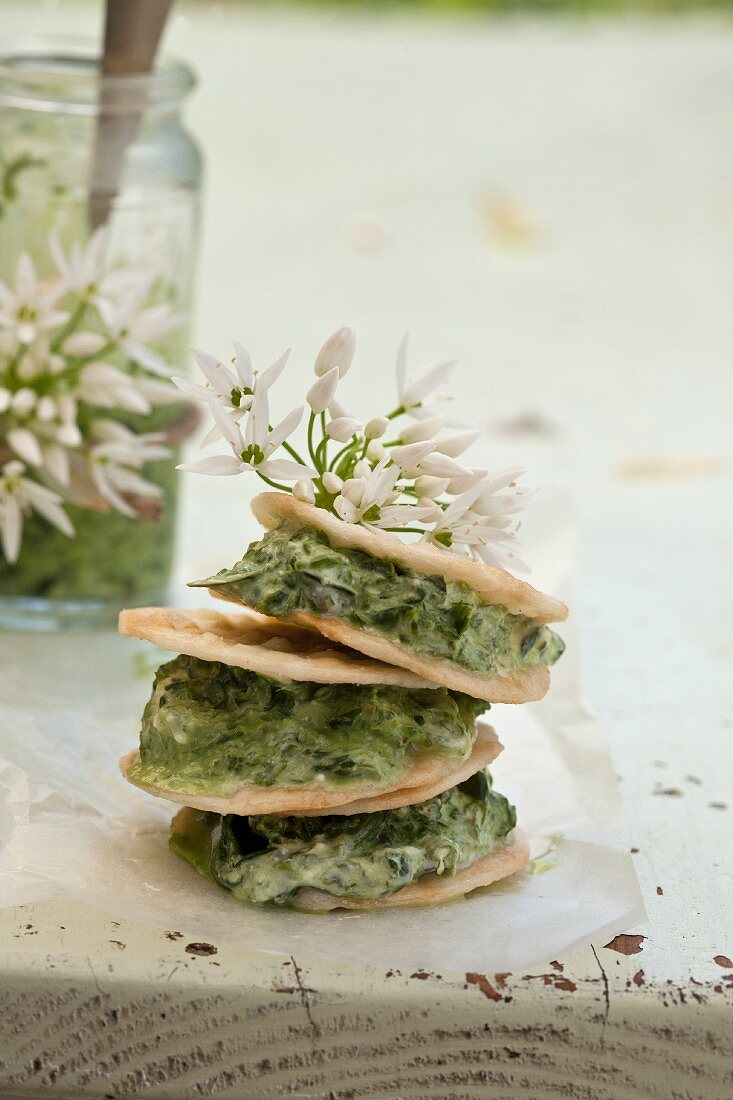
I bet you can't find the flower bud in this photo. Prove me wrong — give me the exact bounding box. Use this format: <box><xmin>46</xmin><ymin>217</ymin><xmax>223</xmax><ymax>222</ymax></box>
<box><xmin>398</xmin><ymin>415</ymin><xmax>445</xmax><ymax>445</ymax></box>
<box><xmin>420</xmin><ymin>452</ymin><xmax>471</xmax><ymax>479</ymax></box>
<box><xmin>435</xmin><ymin>428</ymin><xmax>481</xmax><ymax>459</ymax></box>
<box><xmin>62</xmin><ymin>331</ymin><xmax>106</xmax><ymax>357</ymax></box>
<box><xmin>326</xmin><ymin>416</ymin><xmax>361</xmax><ymax>443</ymax></box>
<box><xmin>353</xmin><ymin>459</ymin><xmax>371</xmax><ymax>480</ymax></box>
<box><xmin>366</xmin><ymin>440</ymin><xmax>385</xmax><ymax>462</ymax></box>
<box><xmin>306</xmin><ymin>366</ymin><xmax>340</xmax><ymax>414</ymax></box>
<box><xmin>414</xmin><ymin>475</ymin><xmax>449</xmax><ymax>499</ymax></box>
<box><xmin>293</xmin><ymin>479</ymin><xmax>316</xmax><ymax>504</ymax></box>
<box><xmin>36</xmin><ymin>396</ymin><xmax>57</xmax><ymax>422</ymax></box>
<box><xmin>322</xmin><ymin>472</ymin><xmax>343</xmax><ymax>494</ymax></box>
<box><xmin>364</xmin><ymin>416</ymin><xmax>389</xmax><ymax>440</ymax></box>
<box><xmin>0</xmin><ymin>388</ymin><xmax>11</xmax><ymax>413</ymax></box>
<box><xmin>12</xmin><ymin>388</ymin><xmax>36</xmax><ymax>415</ymax></box>
<box><xmin>314</xmin><ymin>326</ymin><xmax>356</xmax><ymax>378</ymax></box>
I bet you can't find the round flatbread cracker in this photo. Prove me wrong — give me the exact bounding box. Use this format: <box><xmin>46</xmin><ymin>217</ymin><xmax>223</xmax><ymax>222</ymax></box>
<box><xmin>119</xmin><ymin>606</ymin><xmax>435</xmax><ymax>689</ymax></box>
<box><xmin>280</xmin><ymin>610</ymin><xmax>550</xmax><ymax>705</ymax></box>
<box><xmin>119</xmin><ymin>722</ymin><xmax>502</xmax><ymax>817</ymax></box>
<box><xmin>293</xmin><ymin>828</ymin><xmax>529</xmax><ymax>911</ymax></box>
<box><xmin>217</xmin><ymin>493</ymin><xmax>567</xmax><ymax>703</ymax></box>
<box><xmin>252</xmin><ymin>492</ymin><xmax>567</xmax><ymax>622</ymax></box>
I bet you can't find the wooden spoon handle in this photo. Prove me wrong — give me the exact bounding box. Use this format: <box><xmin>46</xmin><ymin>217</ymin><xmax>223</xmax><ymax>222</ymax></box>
<box><xmin>88</xmin><ymin>0</ymin><xmax>175</xmax><ymax>230</ymax></box>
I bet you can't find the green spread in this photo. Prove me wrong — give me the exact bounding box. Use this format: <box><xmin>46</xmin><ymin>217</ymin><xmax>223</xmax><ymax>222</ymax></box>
<box><xmin>129</xmin><ymin>654</ymin><xmax>486</xmax><ymax>795</ymax></box>
<box><xmin>170</xmin><ymin>770</ymin><xmax>516</xmax><ymax>907</ymax></box>
<box><xmin>194</xmin><ymin>524</ymin><xmax>565</xmax><ymax>677</ymax></box>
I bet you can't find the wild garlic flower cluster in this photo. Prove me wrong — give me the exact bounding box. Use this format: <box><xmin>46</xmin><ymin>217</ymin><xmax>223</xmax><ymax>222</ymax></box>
<box><xmin>176</xmin><ymin>327</ymin><xmax>534</xmax><ymax>572</ymax></box>
<box><xmin>0</xmin><ymin>229</ymin><xmax>184</xmax><ymax>563</ymax></box>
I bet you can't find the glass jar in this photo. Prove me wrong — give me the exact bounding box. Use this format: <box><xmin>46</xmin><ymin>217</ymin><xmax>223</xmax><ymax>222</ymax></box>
<box><xmin>0</xmin><ymin>36</ymin><xmax>202</xmax><ymax>630</ymax></box>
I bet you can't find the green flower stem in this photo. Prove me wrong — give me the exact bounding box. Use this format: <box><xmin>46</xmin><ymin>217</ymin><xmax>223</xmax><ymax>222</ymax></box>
<box><xmin>386</xmin><ymin>405</ymin><xmax>405</xmax><ymax>420</ymax></box>
<box><xmin>328</xmin><ymin>438</ymin><xmax>359</xmax><ymax>472</ymax></box>
<box><xmin>306</xmin><ymin>411</ymin><xmax>320</xmax><ymax>467</ymax></box>
<box><xmin>256</xmin><ymin>471</ymin><xmax>292</xmax><ymax>493</ymax></box>
<box><xmin>282</xmin><ymin>440</ymin><xmax>309</xmax><ymax>467</ymax></box>
<box><xmin>382</xmin><ymin>527</ymin><xmax>427</xmax><ymax>535</ymax></box>
<box><xmin>316</xmin><ymin>411</ymin><xmax>328</xmax><ymax>470</ymax></box>
<box><xmin>50</xmin><ymin>298</ymin><xmax>87</xmax><ymax>351</ymax></box>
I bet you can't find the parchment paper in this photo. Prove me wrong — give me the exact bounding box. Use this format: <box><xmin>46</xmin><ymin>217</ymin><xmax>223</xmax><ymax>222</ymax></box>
<box><xmin>0</xmin><ymin>507</ymin><xmax>645</xmax><ymax>973</ymax></box>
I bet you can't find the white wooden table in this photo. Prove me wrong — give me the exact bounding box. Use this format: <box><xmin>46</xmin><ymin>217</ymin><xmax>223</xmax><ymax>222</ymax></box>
<box><xmin>1</xmin><ymin>5</ymin><xmax>732</xmax><ymax>1096</ymax></box>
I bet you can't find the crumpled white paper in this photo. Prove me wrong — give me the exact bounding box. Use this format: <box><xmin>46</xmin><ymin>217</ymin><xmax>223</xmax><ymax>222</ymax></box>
<box><xmin>0</xmin><ymin>505</ymin><xmax>645</xmax><ymax>973</ymax></box>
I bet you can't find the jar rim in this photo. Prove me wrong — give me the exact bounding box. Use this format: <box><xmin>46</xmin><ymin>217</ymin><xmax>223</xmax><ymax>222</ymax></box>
<box><xmin>0</xmin><ymin>35</ymin><xmax>196</xmax><ymax>115</ymax></box>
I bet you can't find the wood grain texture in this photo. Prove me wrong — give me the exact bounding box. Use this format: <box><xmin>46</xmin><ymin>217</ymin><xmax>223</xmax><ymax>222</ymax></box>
<box><xmin>1</xmin><ymin>908</ymin><xmax>731</xmax><ymax>1099</ymax></box>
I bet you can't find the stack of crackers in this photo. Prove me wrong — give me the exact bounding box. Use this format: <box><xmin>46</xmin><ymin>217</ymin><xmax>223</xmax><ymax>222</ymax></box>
<box><xmin>119</xmin><ymin>493</ymin><xmax>567</xmax><ymax>912</ymax></box>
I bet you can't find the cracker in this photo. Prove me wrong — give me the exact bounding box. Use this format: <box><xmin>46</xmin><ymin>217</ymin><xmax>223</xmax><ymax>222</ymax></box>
<box><xmin>283</xmin><ymin>610</ymin><xmax>550</xmax><ymax>705</ymax></box>
<box><xmin>252</xmin><ymin>492</ymin><xmax>567</xmax><ymax>622</ymax></box>
<box><xmin>119</xmin><ymin>606</ymin><xmax>435</xmax><ymax>688</ymax></box>
<box><xmin>119</xmin><ymin>723</ymin><xmax>501</xmax><ymax>817</ymax></box>
<box><xmin>293</xmin><ymin>829</ymin><xmax>529</xmax><ymax>911</ymax></box>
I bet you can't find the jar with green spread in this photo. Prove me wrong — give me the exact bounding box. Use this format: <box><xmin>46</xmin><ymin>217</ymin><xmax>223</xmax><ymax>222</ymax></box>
<box><xmin>0</xmin><ymin>36</ymin><xmax>202</xmax><ymax>630</ymax></box>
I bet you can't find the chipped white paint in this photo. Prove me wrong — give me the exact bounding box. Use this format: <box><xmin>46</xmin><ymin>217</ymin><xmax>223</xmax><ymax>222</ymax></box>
<box><xmin>1</xmin><ymin>5</ymin><xmax>732</xmax><ymax>1096</ymax></box>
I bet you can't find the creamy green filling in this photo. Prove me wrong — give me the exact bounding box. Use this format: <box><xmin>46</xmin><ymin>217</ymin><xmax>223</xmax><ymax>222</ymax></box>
<box><xmin>129</xmin><ymin>654</ymin><xmax>485</xmax><ymax>795</ymax></box>
<box><xmin>193</xmin><ymin>524</ymin><xmax>564</xmax><ymax>676</ymax></box>
<box><xmin>169</xmin><ymin>770</ymin><xmax>516</xmax><ymax>907</ymax></box>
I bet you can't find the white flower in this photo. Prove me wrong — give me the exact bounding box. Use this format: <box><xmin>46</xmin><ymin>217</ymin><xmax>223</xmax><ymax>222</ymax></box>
<box><xmin>50</xmin><ymin>226</ymin><xmax>115</xmax><ymax>304</ymax></box>
<box><xmin>0</xmin><ymin>460</ymin><xmax>74</xmax><ymax>563</ymax></box>
<box><xmin>322</xmin><ymin>472</ymin><xmax>343</xmax><ymax>494</ymax></box>
<box><xmin>98</xmin><ymin>287</ymin><xmax>184</xmax><ymax>376</ymax></box>
<box><xmin>390</xmin><ymin>440</ymin><xmax>436</xmax><ymax>476</ymax></box>
<box><xmin>176</xmin><ymin>343</ymin><xmax>287</xmax><ymax>413</ymax></box>
<box><xmin>0</xmin><ymin>254</ymin><xmax>68</xmax><ymax>345</ymax></box>
<box><xmin>334</xmin><ymin>459</ymin><xmax>435</xmax><ymax>531</ymax></box>
<box><xmin>326</xmin><ymin>416</ymin><xmax>361</xmax><ymax>443</ymax></box>
<box><xmin>77</xmin><ymin>362</ymin><xmax>151</xmax><ymax>414</ymax></box>
<box><xmin>87</xmin><ymin>421</ymin><xmax>171</xmax><ymax>518</ymax></box>
<box><xmin>90</xmin><ymin>419</ymin><xmax>171</xmax><ymax>463</ymax></box>
<box><xmin>293</xmin><ymin>479</ymin><xmax>316</xmax><ymax>504</ymax></box>
<box><xmin>179</xmin><ymin>388</ymin><xmax>315</xmax><ymax>482</ymax></box>
<box><xmin>423</xmin><ymin>472</ymin><xmax>531</xmax><ymax>571</ymax></box>
<box><xmin>306</xmin><ymin>367</ymin><xmax>339</xmax><ymax>414</ymax></box>
<box><xmin>364</xmin><ymin>416</ymin><xmax>389</xmax><ymax>440</ymax></box>
<box><xmin>334</xmin><ymin>458</ymin><xmax>399</xmax><ymax>524</ymax></box>
<box><xmin>314</xmin><ymin>326</ymin><xmax>356</xmax><ymax>378</ymax></box>
<box><xmin>395</xmin><ymin>332</ymin><xmax>456</xmax><ymax>417</ymax></box>
<box><xmin>472</xmin><ymin>467</ymin><xmax>535</xmax><ymax>518</ymax></box>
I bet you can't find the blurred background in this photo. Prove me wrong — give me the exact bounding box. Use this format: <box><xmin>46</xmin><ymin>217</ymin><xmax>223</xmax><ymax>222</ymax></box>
<box><xmin>2</xmin><ymin>1</ymin><xmax>731</xmax><ymax>700</ymax></box>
